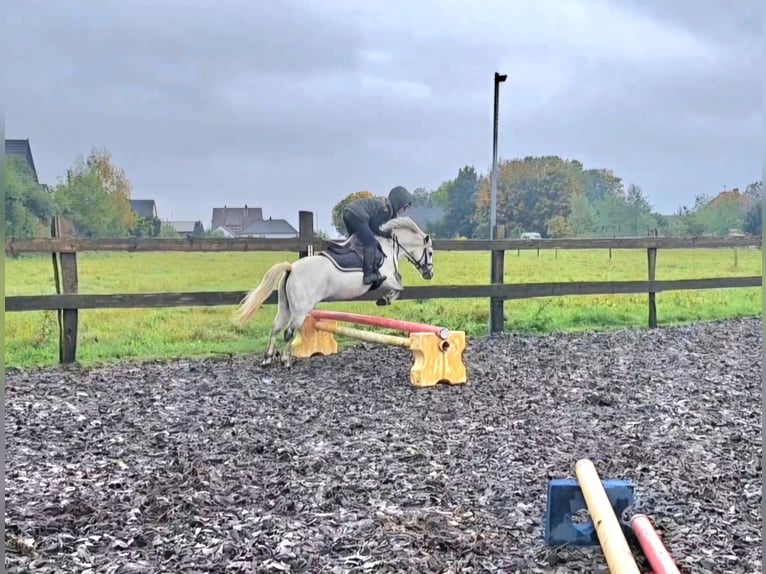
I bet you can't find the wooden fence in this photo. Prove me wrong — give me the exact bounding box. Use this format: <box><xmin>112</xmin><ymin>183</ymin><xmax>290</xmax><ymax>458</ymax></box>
<box><xmin>5</xmin><ymin>212</ymin><xmax>762</xmax><ymax>364</ymax></box>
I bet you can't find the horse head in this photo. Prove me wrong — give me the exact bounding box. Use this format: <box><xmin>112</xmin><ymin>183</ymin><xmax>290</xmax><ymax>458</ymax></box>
<box><xmin>379</xmin><ymin>216</ymin><xmax>434</xmax><ymax>280</ymax></box>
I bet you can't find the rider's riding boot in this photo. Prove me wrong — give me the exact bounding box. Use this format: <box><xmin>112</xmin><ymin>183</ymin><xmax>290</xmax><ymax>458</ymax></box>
<box><xmin>362</xmin><ymin>245</ymin><xmax>386</xmax><ymax>285</ymax></box>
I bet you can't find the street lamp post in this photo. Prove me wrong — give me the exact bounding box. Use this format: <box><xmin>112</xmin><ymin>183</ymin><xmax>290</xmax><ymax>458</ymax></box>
<box><xmin>488</xmin><ymin>72</ymin><xmax>507</xmax><ymax>335</ymax></box>
<box><xmin>490</xmin><ymin>71</ymin><xmax>507</xmax><ymax>239</ymax></box>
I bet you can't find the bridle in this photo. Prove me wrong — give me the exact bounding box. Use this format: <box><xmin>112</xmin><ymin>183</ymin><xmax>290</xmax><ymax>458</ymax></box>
<box><xmin>392</xmin><ymin>233</ymin><xmax>433</xmax><ymax>277</ymax></box>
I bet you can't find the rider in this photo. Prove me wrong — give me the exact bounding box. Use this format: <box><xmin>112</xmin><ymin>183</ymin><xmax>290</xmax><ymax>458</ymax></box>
<box><xmin>342</xmin><ymin>186</ymin><xmax>414</xmax><ymax>285</ymax></box>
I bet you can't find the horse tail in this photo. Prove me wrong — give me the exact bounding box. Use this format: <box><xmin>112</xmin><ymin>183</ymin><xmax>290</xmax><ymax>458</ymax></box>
<box><xmin>234</xmin><ymin>261</ymin><xmax>293</xmax><ymax>326</ymax></box>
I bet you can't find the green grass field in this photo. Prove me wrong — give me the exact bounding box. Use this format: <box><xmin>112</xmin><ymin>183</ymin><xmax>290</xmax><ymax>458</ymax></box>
<box><xmin>4</xmin><ymin>247</ymin><xmax>762</xmax><ymax>368</ymax></box>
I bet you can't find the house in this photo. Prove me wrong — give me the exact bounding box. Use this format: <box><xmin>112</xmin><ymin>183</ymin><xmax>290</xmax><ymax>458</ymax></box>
<box><xmin>165</xmin><ymin>220</ymin><xmax>204</xmax><ymax>237</ymax></box>
<box><xmin>240</xmin><ymin>217</ymin><xmax>298</xmax><ymax>238</ymax></box>
<box><xmin>130</xmin><ymin>199</ymin><xmax>159</xmax><ymax>220</ymax></box>
<box><xmin>210</xmin><ymin>205</ymin><xmax>263</xmax><ymax>235</ymax></box>
<box><xmin>209</xmin><ymin>205</ymin><xmax>298</xmax><ymax>238</ymax></box>
<box><xmin>5</xmin><ymin>138</ymin><xmax>48</xmax><ymax>190</ymax></box>
<box><xmin>706</xmin><ymin>188</ymin><xmax>754</xmax><ymax>209</ymax></box>
<box><xmin>210</xmin><ymin>226</ymin><xmax>236</xmax><ymax>238</ymax></box>
<box><xmin>129</xmin><ymin>199</ymin><xmax>160</xmax><ymax>236</ymax></box>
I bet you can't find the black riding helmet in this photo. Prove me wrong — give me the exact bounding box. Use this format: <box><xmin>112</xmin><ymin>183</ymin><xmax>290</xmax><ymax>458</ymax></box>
<box><xmin>388</xmin><ymin>186</ymin><xmax>413</xmax><ymax>214</ymax></box>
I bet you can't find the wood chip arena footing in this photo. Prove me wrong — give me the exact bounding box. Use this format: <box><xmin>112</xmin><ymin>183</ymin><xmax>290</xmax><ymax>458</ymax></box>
<box><xmin>5</xmin><ymin>317</ymin><xmax>762</xmax><ymax>573</ymax></box>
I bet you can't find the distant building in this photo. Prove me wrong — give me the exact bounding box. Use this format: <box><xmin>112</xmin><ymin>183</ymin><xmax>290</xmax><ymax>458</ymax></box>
<box><xmin>130</xmin><ymin>199</ymin><xmax>159</xmax><ymax>220</ymax></box>
<box><xmin>210</xmin><ymin>226</ymin><xmax>236</xmax><ymax>238</ymax></box>
<box><xmin>165</xmin><ymin>220</ymin><xmax>204</xmax><ymax>237</ymax></box>
<box><xmin>705</xmin><ymin>187</ymin><xmax>754</xmax><ymax>209</ymax></box>
<box><xmin>5</xmin><ymin>138</ymin><xmax>48</xmax><ymax>191</ymax></box>
<box><xmin>209</xmin><ymin>205</ymin><xmax>298</xmax><ymax>238</ymax></box>
<box><xmin>129</xmin><ymin>199</ymin><xmax>160</xmax><ymax>236</ymax></box>
<box><xmin>210</xmin><ymin>205</ymin><xmax>263</xmax><ymax>235</ymax></box>
<box><xmin>240</xmin><ymin>217</ymin><xmax>299</xmax><ymax>238</ymax></box>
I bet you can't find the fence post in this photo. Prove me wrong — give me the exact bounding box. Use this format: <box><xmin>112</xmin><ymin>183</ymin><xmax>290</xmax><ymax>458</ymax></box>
<box><xmin>298</xmin><ymin>211</ymin><xmax>314</xmax><ymax>259</ymax></box>
<box><xmin>51</xmin><ymin>216</ymin><xmax>79</xmax><ymax>363</ymax></box>
<box><xmin>647</xmin><ymin>247</ymin><xmax>657</xmax><ymax>328</ymax></box>
<box><xmin>489</xmin><ymin>224</ymin><xmax>506</xmax><ymax>334</ymax></box>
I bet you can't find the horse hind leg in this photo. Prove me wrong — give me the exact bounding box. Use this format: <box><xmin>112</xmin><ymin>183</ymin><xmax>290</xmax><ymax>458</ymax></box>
<box><xmin>262</xmin><ymin>306</ymin><xmax>290</xmax><ymax>366</ymax></box>
<box><xmin>262</xmin><ymin>271</ymin><xmax>292</xmax><ymax>366</ymax></box>
<box><xmin>279</xmin><ymin>311</ymin><xmax>312</xmax><ymax>368</ymax></box>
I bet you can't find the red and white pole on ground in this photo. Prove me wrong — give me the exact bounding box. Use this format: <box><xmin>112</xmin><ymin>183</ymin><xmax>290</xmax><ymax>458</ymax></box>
<box><xmin>309</xmin><ymin>309</ymin><xmax>450</xmax><ymax>340</ymax></box>
<box><xmin>630</xmin><ymin>514</ymin><xmax>681</xmax><ymax>574</ymax></box>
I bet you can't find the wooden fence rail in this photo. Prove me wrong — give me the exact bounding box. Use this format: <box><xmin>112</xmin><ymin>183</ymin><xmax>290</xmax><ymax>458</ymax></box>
<box><xmin>4</xmin><ymin>212</ymin><xmax>762</xmax><ymax>364</ymax></box>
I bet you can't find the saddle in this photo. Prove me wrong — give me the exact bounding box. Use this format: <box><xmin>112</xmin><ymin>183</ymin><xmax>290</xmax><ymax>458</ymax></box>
<box><xmin>319</xmin><ymin>235</ymin><xmax>386</xmax><ymax>289</ymax></box>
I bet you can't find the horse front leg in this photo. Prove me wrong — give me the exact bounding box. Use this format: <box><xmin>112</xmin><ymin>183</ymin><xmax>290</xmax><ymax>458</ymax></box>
<box><xmin>376</xmin><ymin>288</ymin><xmax>402</xmax><ymax>306</ymax></box>
<box><xmin>375</xmin><ymin>270</ymin><xmax>404</xmax><ymax>306</ymax></box>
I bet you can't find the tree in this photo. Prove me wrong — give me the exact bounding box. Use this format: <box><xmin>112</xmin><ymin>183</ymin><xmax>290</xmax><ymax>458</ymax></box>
<box><xmin>54</xmin><ymin>169</ymin><xmax>115</xmax><ymax>237</ymax></box>
<box><xmin>545</xmin><ymin>215</ymin><xmax>570</xmax><ymax>237</ymax></box>
<box><xmin>566</xmin><ymin>192</ymin><xmax>596</xmax><ymax>236</ymax></box>
<box><xmin>411</xmin><ymin>187</ymin><xmax>432</xmax><ymax>207</ymax></box>
<box><xmin>695</xmin><ymin>198</ymin><xmax>750</xmax><ymax>235</ymax></box>
<box><xmin>670</xmin><ymin>195</ymin><xmax>709</xmax><ymax>236</ymax></box>
<box><xmin>441</xmin><ymin>165</ymin><xmax>479</xmax><ymax>238</ymax></box>
<box><xmin>131</xmin><ymin>216</ymin><xmax>161</xmax><ymax>237</ymax></box>
<box><xmin>330</xmin><ymin>190</ymin><xmax>374</xmax><ymax>236</ymax></box>
<box><xmin>742</xmin><ymin>203</ymin><xmax>762</xmax><ymax>235</ymax></box>
<box><xmin>474</xmin><ymin>155</ymin><xmax>586</xmax><ymax>238</ymax></box>
<box><xmin>4</xmin><ymin>156</ymin><xmax>56</xmax><ymax>238</ymax></box>
<box><xmin>82</xmin><ymin>147</ymin><xmax>137</xmax><ymax>233</ymax></box>
<box><xmin>670</xmin><ymin>192</ymin><xmax>751</xmax><ymax>236</ymax></box>
<box><xmin>582</xmin><ymin>168</ymin><xmax>624</xmax><ymax>203</ymax></box>
<box><xmin>54</xmin><ymin>147</ymin><xmax>138</xmax><ymax>238</ymax></box>
<box><xmin>743</xmin><ymin>180</ymin><xmax>763</xmax><ymax>203</ymax></box>
<box><xmin>624</xmin><ymin>184</ymin><xmax>656</xmax><ymax>235</ymax></box>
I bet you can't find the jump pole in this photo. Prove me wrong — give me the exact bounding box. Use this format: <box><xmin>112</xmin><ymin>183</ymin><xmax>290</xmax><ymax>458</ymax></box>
<box><xmin>574</xmin><ymin>459</ymin><xmax>641</xmax><ymax>574</ymax></box>
<box><xmin>317</xmin><ymin>321</ymin><xmax>412</xmax><ymax>349</ymax></box>
<box><xmin>308</xmin><ymin>309</ymin><xmax>450</xmax><ymax>340</ymax></box>
<box><xmin>291</xmin><ymin>311</ymin><xmax>467</xmax><ymax>388</ymax></box>
<box><xmin>629</xmin><ymin>514</ymin><xmax>680</xmax><ymax>574</ymax></box>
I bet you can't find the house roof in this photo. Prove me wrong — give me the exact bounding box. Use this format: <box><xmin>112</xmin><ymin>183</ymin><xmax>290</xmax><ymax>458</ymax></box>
<box><xmin>130</xmin><ymin>199</ymin><xmax>158</xmax><ymax>219</ymax></box>
<box><xmin>212</xmin><ymin>226</ymin><xmax>236</xmax><ymax>238</ymax></box>
<box><xmin>166</xmin><ymin>220</ymin><xmax>201</xmax><ymax>233</ymax></box>
<box><xmin>707</xmin><ymin>188</ymin><xmax>753</xmax><ymax>208</ymax></box>
<box><xmin>5</xmin><ymin>139</ymin><xmax>39</xmax><ymax>183</ymax></box>
<box><xmin>211</xmin><ymin>205</ymin><xmax>263</xmax><ymax>229</ymax></box>
<box><xmin>242</xmin><ymin>218</ymin><xmax>298</xmax><ymax>235</ymax></box>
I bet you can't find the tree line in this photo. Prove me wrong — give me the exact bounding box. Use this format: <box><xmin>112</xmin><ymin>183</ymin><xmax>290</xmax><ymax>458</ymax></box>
<box><xmin>5</xmin><ymin>147</ymin><xmax>178</xmax><ymax>239</ymax></box>
<box><xmin>331</xmin><ymin>156</ymin><xmax>762</xmax><ymax>239</ymax></box>
<box><xmin>6</xmin><ymin>145</ymin><xmax>761</xmax><ymax>241</ymax></box>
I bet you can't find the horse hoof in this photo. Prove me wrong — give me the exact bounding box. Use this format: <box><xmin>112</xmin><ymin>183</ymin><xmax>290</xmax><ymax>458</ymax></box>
<box><xmin>376</xmin><ymin>297</ymin><xmax>388</xmax><ymax>306</ymax></box>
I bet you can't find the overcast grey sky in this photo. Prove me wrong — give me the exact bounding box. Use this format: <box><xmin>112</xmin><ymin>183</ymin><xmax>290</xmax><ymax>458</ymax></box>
<box><xmin>6</xmin><ymin>0</ymin><xmax>762</xmax><ymax>233</ymax></box>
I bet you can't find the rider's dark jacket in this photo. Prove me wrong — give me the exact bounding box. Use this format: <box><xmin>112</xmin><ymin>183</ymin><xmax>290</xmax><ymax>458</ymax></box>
<box><xmin>344</xmin><ymin>197</ymin><xmax>396</xmax><ymax>238</ymax></box>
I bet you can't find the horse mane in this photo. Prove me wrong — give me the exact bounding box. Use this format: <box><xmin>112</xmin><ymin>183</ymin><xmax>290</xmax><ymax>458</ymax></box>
<box><xmin>379</xmin><ymin>216</ymin><xmax>424</xmax><ymax>235</ymax></box>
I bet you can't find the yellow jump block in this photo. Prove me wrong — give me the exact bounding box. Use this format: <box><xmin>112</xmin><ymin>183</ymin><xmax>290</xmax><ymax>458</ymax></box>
<box><xmin>291</xmin><ymin>315</ymin><xmax>467</xmax><ymax>388</ymax></box>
